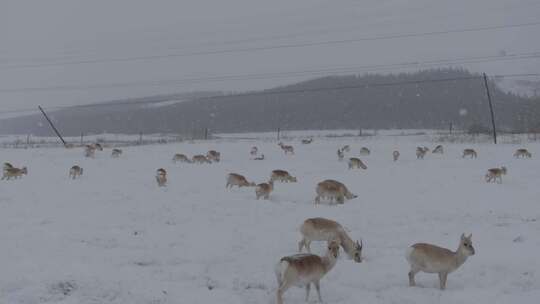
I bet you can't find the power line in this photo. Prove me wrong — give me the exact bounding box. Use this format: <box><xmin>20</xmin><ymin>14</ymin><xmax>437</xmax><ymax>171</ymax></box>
<box><xmin>1</xmin><ymin>21</ymin><xmax>540</xmax><ymax>70</ymax></box>
<box><xmin>1</xmin><ymin>51</ymin><xmax>539</xmax><ymax>93</ymax></box>
<box><xmin>1</xmin><ymin>72</ymin><xmax>539</xmax><ymax>116</ymax></box>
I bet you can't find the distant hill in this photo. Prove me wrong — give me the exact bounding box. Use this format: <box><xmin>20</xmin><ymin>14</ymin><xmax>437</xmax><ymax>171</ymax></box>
<box><xmin>1</xmin><ymin>68</ymin><xmax>539</xmax><ymax>137</ymax></box>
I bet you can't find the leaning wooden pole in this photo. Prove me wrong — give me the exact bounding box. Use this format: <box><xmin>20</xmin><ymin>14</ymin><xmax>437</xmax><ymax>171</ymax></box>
<box><xmin>38</xmin><ymin>106</ymin><xmax>67</xmax><ymax>146</ymax></box>
<box><xmin>482</xmin><ymin>73</ymin><xmax>497</xmax><ymax>144</ymax></box>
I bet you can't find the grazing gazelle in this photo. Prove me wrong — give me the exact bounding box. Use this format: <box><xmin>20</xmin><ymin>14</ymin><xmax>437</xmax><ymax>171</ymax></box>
<box><xmin>111</xmin><ymin>149</ymin><xmax>122</xmax><ymax>158</ymax></box>
<box><xmin>315</xmin><ymin>179</ymin><xmax>357</xmax><ymax>204</ymax></box>
<box><xmin>278</xmin><ymin>142</ymin><xmax>295</xmax><ymax>155</ymax></box>
<box><xmin>406</xmin><ymin>233</ymin><xmax>475</xmax><ymax>290</ymax></box>
<box><xmin>393</xmin><ymin>150</ymin><xmax>400</xmax><ymax>162</ymax></box>
<box><xmin>432</xmin><ymin>145</ymin><xmax>444</xmax><ymax>154</ymax></box>
<box><xmin>337</xmin><ymin>149</ymin><xmax>344</xmax><ymax>161</ymax></box>
<box><xmin>226</xmin><ymin>173</ymin><xmax>256</xmax><ymax>188</ymax></box>
<box><xmin>301</xmin><ymin>138</ymin><xmax>313</xmax><ymax>144</ymax></box>
<box><xmin>84</xmin><ymin>145</ymin><xmax>96</xmax><ymax>158</ymax></box>
<box><xmin>172</xmin><ymin>153</ymin><xmax>191</xmax><ymax>163</ymax></box>
<box><xmin>2</xmin><ymin>166</ymin><xmax>27</xmax><ymax>180</ymax></box>
<box><xmin>462</xmin><ymin>149</ymin><xmax>477</xmax><ymax>158</ymax></box>
<box><xmin>341</xmin><ymin>145</ymin><xmax>350</xmax><ymax>152</ymax></box>
<box><xmin>69</xmin><ymin>165</ymin><xmax>83</xmax><ymax>179</ymax></box>
<box><xmin>348</xmin><ymin>157</ymin><xmax>367</xmax><ymax>170</ymax></box>
<box><xmin>270</xmin><ymin>170</ymin><xmax>297</xmax><ymax>183</ymax></box>
<box><xmin>416</xmin><ymin>147</ymin><xmax>428</xmax><ymax>159</ymax></box>
<box><xmin>298</xmin><ymin>217</ymin><xmax>363</xmax><ymax>263</ymax></box>
<box><xmin>275</xmin><ymin>240</ymin><xmax>340</xmax><ymax>304</ymax></box>
<box><xmin>514</xmin><ymin>148</ymin><xmax>532</xmax><ymax>158</ymax></box>
<box><xmin>156</xmin><ymin>168</ymin><xmax>167</xmax><ymax>187</ymax></box>
<box><xmin>192</xmin><ymin>154</ymin><xmax>211</xmax><ymax>164</ymax></box>
<box><xmin>360</xmin><ymin>147</ymin><xmax>370</xmax><ymax>155</ymax></box>
<box><xmin>485</xmin><ymin>166</ymin><xmax>507</xmax><ymax>183</ymax></box>
<box><xmin>254</xmin><ymin>154</ymin><xmax>265</xmax><ymax>160</ymax></box>
<box><xmin>207</xmin><ymin>150</ymin><xmax>221</xmax><ymax>162</ymax></box>
<box><xmin>255</xmin><ymin>180</ymin><xmax>274</xmax><ymax>199</ymax></box>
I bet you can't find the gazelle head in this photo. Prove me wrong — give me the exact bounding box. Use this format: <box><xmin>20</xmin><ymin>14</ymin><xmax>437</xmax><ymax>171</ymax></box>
<box><xmin>352</xmin><ymin>239</ymin><xmax>363</xmax><ymax>263</ymax></box>
<box><xmin>327</xmin><ymin>240</ymin><xmax>340</xmax><ymax>259</ymax></box>
<box><xmin>459</xmin><ymin>233</ymin><xmax>475</xmax><ymax>256</ymax></box>
<box><xmin>500</xmin><ymin>166</ymin><xmax>507</xmax><ymax>175</ymax></box>
<box><xmin>21</xmin><ymin>167</ymin><xmax>28</xmax><ymax>175</ymax></box>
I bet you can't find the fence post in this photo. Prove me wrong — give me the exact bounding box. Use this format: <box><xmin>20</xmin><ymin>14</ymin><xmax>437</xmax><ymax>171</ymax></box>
<box><xmin>139</xmin><ymin>132</ymin><xmax>143</xmax><ymax>145</ymax></box>
<box><xmin>277</xmin><ymin>128</ymin><xmax>280</xmax><ymax>141</ymax></box>
<box><xmin>482</xmin><ymin>73</ymin><xmax>497</xmax><ymax>144</ymax></box>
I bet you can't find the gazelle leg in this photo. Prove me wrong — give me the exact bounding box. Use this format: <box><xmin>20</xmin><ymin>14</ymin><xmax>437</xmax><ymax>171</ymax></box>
<box><xmin>438</xmin><ymin>272</ymin><xmax>448</xmax><ymax>290</ymax></box>
<box><xmin>277</xmin><ymin>278</ymin><xmax>293</xmax><ymax>304</ymax></box>
<box><xmin>298</xmin><ymin>239</ymin><xmax>305</xmax><ymax>252</ymax></box>
<box><xmin>305</xmin><ymin>283</ymin><xmax>311</xmax><ymax>301</ymax></box>
<box><xmin>408</xmin><ymin>269</ymin><xmax>419</xmax><ymax>286</ymax></box>
<box><xmin>305</xmin><ymin>240</ymin><xmax>312</xmax><ymax>253</ymax></box>
<box><xmin>314</xmin><ymin>280</ymin><xmax>322</xmax><ymax>302</ymax></box>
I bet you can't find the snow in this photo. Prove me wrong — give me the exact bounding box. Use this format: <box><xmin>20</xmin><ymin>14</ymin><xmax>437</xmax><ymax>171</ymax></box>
<box><xmin>1</xmin><ymin>133</ymin><xmax>539</xmax><ymax>303</ymax></box>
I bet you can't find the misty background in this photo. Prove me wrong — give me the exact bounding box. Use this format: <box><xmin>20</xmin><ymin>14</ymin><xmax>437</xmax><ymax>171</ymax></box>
<box><xmin>1</xmin><ymin>0</ymin><xmax>540</xmax><ymax>134</ymax></box>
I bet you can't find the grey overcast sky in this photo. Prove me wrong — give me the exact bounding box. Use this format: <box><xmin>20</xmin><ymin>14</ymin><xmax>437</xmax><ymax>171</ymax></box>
<box><xmin>1</xmin><ymin>0</ymin><xmax>540</xmax><ymax>112</ymax></box>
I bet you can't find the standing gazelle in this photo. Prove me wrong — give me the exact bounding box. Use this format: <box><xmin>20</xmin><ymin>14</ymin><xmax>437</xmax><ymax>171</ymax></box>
<box><xmin>393</xmin><ymin>150</ymin><xmax>400</xmax><ymax>161</ymax></box>
<box><xmin>278</xmin><ymin>142</ymin><xmax>295</xmax><ymax>155</ymax></box>
<box><xmin>462</xmin><ymin>149</ymin><xmax>477</xmax><ymax>158</ymax></box>
<box><xmin>406</xmin><ymin>233</ymin><xmax>475</xmax><ymax>290</ymax></box>
<box><xmin>416</xmin><ymin>147</ymin><xmax>428</xmax><ymax>159</ymax></box>
<box><xmin>156</xmin><ymin>168</ymin><xmax>167</xmax><ymax>187</ymax></box>
<box><xmin>255</xmin><ymin>180</ymin><xmax>274</xmax><ymax>199</ymax></box>
<box><xmin>275</xmin><ymin>240</ymin><xmax>340</xmax><ymax>304</ymax></box>
<box><xmin>207</xmin><ymin>150</ymin><xmax>221</xmax><ymax>162</ymax></box>
<box><xmin>432</xmin><ymin>145</ymin><xmax>444</xmax><ymax>154</ymax></box>
<box><xmin>69</xmin><ymin>165</ymin><xmax>83</xmax><ymax>179</ymax></box>
<box><xmin>348</xmin><ymin>157</ymin><xmax>367</xmax><ymax>170</ymax></box>
<box><xmin>298</xmin><ymin>217</ymin><xmax>363</xmax><ymax>263</ymax></box>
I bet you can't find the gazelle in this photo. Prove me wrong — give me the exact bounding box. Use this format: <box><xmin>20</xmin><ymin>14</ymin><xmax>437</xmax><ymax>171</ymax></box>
<box><xmin>192</xmin><ymin>154</ymin><xmax>211</xmax><ymax>164</ymax></box>
<box><xmin>270</xmin><ymin>170</ymin><xmax>297</xmax><ymax>183</ymax></box>
<box><xmin>406</xmin><ymin>233</ymin><xmax>475</xmax><ymax>290</ymax></box>
<box><xmin>393</xmin><ymin>150</ymin><xmax>400</xmax><ymax>161</ymax></box>
<box><xmin>462</xmin><ymin>149</ymin><xmax>477</xmax><ymax>158</ymax></box>
<box><xmin>207</xmin><ymin>150</ymin><xmax>221</xmax><ymax>162</ymax></box>
<box><xmin>348</xmin><ymin>157</ymin><xmax>367</xmax><ymax>170</ymax></box>
<box><xmin>315</xmin><ymin>179</ymin><xmax>357</xmax><ymax>204</ymax></box>
<box><xmin>2</xmin><ymin>166</ymin><xmax>27</xmax><ymax>180</ymax></box>
<box><xmin>301</xmin><ymin>138</ymin><xmax>313</xmax><ymax>144</ymax></box>
<box><xmin>360</xmin><ymin>147</ymin><xmax>370</xmax><ymax>155</ymax></box>
<box><xmin>111</xmin><ymin>149</ymin><xmax>122</xmax><ymax>158</ymax></box>
<box><xmin>156</xmin><ymin>168</ymin><xmax>167</xmax><ymax>187</ymax></box>
<box><xmin>278</xmin><ymin>142</ymin><xmax>295</xmax><ymax>155</ymax></box>
<box><xmin>514</xmin><ymin>148</ymin><xmax>531</xmax><ymax>158</ymax></box>
<box><xmin>337</xmin><ymin>149</ymin><xmax>344</xmax><ymax>161</ymax></box>
<box><xmin>254</xmin><ymin>154</ymin><xmax>265</xmax><ymax>160</ymax></box>
<box><xmin>432</xmin><ymin>145</ymin><xmax>444</xmax><ymax>154</ymax></box>
<box><xmin>84</xmin><ymin>145</ymin><xmax>96</xmax><ymax>158</ymax></box>
<box><xmin>298</xmin><ymin>217</ymin><xmax>363</xmax><ymax>263</ymax></box>
<box><xmin>341</xmin><ymin>145</ymin><xmax>350</xmax><ymax>152</ymax></box>
<box><xmin>172</xmin><ymin>153</ymin><xmax>191</xmax><ymax>163</ymax></box>
<box><xmin>69</xmin><ymin>165</ymin><xmax>83</xmax><ymax>179</ymax></box>
<box><xmin>255</xmin><ymin>180</ymin><xmax>274</xmax><ymax>199</ymax></box>
<box><xmin>416</xmin><ymin>147</ymin><xmax>428</xmax><ymax>159</ymax></box>
<box><xmin>485</xmin><ymin>166</ymin><xmax>507</xmax><ymax>183</ymax></box>
<box><xmin>275</xmin><ymin>240</ymin><xmax>340</xmax><ymax>304</ymax></box>
<box><xmin>226</xmin><ymin>173</ymin><xmax>256</xmax><ymax>188</ymax></box>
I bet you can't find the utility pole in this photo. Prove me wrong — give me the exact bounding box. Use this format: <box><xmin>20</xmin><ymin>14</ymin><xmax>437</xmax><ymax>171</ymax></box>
<box><xmin>483</xmin><ymin>73</ymin><xmax>497</xmax><ymax>144</ymax></box>
<box><xmin>38</xmin><ymin>106</ymin><xmax>67</xmax><ymax>146</ymax></box>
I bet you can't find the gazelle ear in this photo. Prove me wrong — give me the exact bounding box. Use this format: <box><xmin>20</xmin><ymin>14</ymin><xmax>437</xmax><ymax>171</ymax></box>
<box><xmin>467</xmin><ymin>233</ymin><xmax>472</xmax><ymax>239</ymax></box>
<box><xmin>461</xmin><ymin>233</ymin><xmax>466</xmax><ymax>240</ymax></box>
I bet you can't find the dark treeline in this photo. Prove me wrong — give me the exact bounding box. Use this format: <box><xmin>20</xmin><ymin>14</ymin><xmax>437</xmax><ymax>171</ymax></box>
<box><xmin>1</xmin><ymin>68</ymin><xmax>539</xmax><ymax>136</ymax></box>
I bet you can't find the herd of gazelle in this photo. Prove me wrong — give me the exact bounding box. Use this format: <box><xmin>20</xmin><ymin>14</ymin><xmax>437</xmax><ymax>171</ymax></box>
<box><xmin>1</xmin><ymin>139</ymin><xmax>530</xmax><ymax>302</ymax></box>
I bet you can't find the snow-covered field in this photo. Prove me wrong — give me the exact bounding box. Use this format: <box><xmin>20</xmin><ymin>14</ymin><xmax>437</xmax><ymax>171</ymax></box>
<box><xmin>1</xmin><ymin>134</ymin><xmax>539</xmax><ymax>303</ymax></box>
